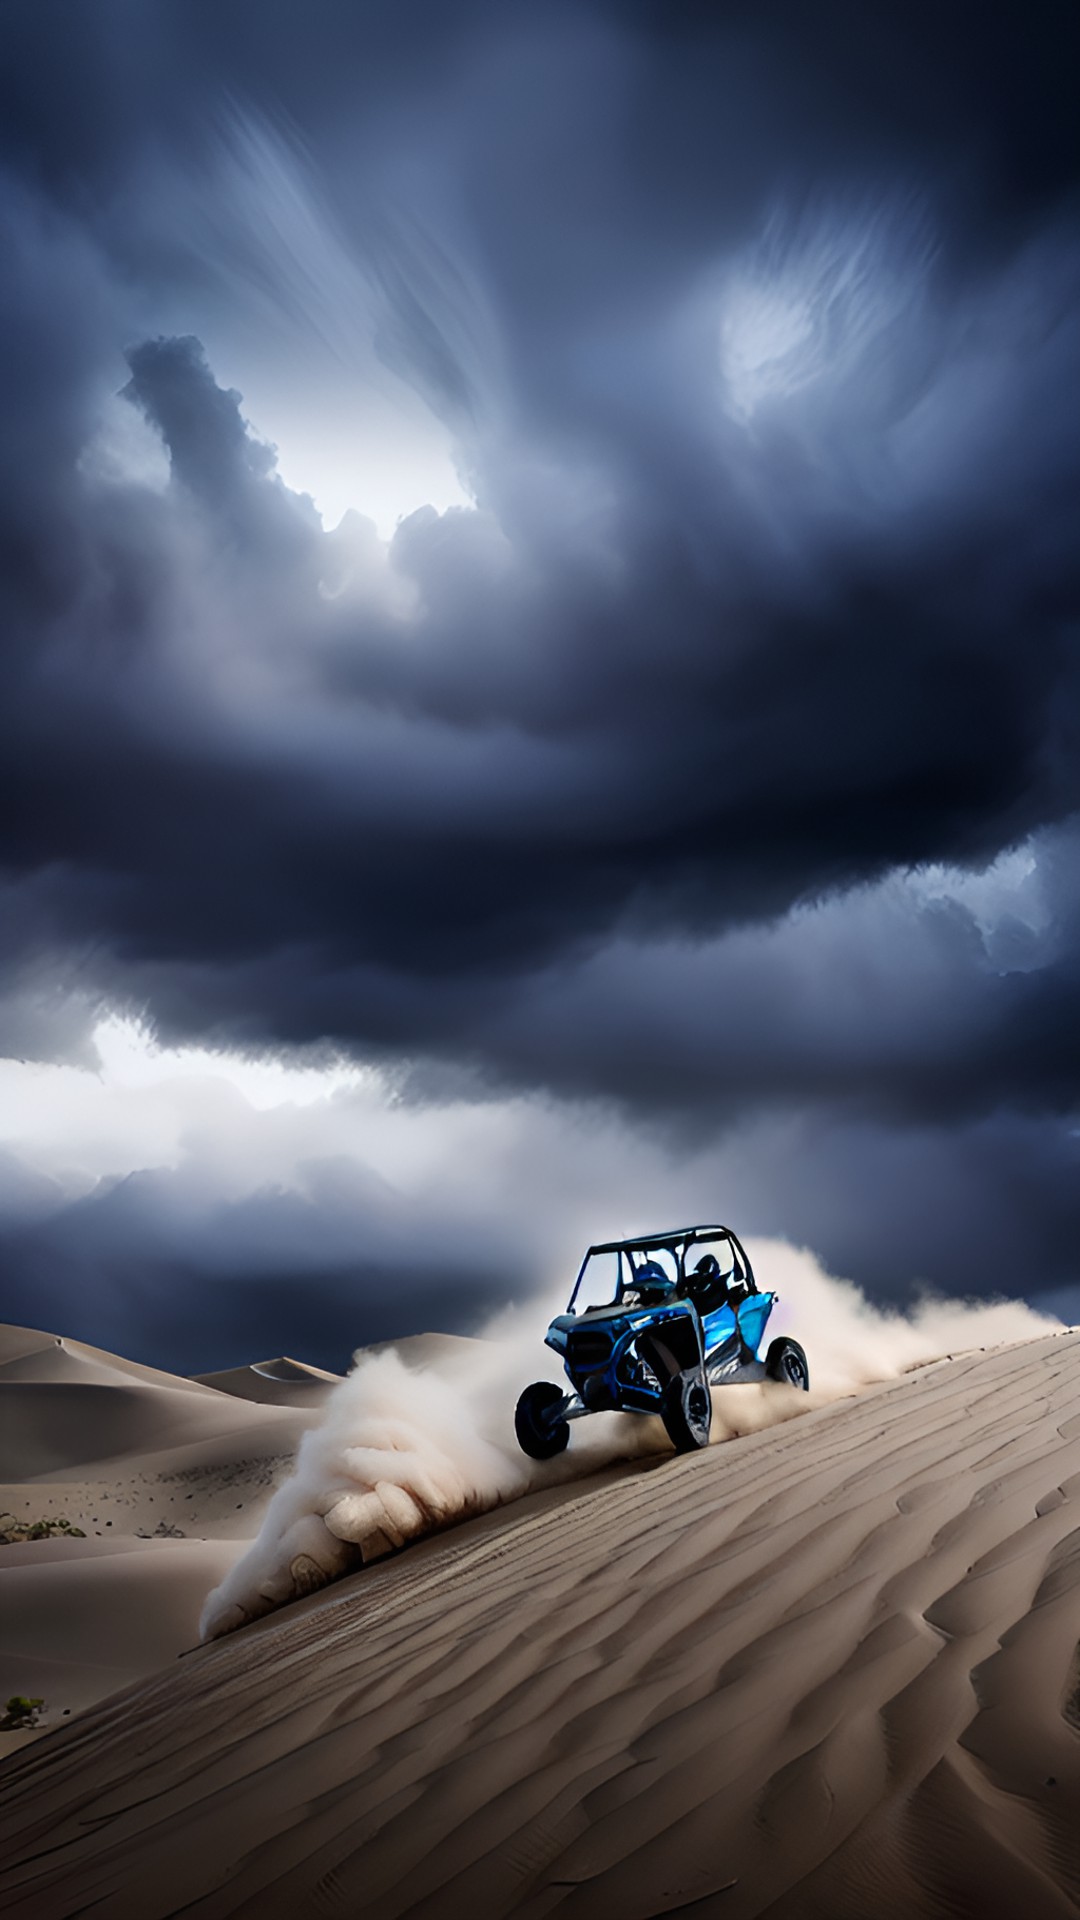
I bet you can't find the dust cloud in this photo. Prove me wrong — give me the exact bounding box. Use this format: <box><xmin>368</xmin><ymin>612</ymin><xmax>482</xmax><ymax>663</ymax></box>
<box><xmin>200</xmin><ymin>1241</ymin><xmax>1061</xmax><ymax>1639</ymax></box>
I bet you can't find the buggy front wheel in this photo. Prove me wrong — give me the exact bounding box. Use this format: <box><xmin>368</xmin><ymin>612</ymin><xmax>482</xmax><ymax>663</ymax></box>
<box><xmin>764</xmin><ymin>1337</ymin><xmax>809</xmax><ymax>1391</ymax></box>
<box><xmin>661</xmin><ymin>1370</ymin><xmax>712</xmax><ymax>1453</ymax></box>
<box><xmin>515</xmin><ymin>1381</ymin><xmax>571</xmax><ymax>1460</ymax></box>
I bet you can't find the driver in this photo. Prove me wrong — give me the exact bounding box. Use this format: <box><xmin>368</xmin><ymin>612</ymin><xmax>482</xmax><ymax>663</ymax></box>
<box><xmin>688</xmin><ymin>1253</ymin><xmax>721</xmax><ymax>1309</ymax></box>
<box><xmin>690</xmin><ymin>1252</ymin><xmax>744</xmax><ymax>1310</ymax></box>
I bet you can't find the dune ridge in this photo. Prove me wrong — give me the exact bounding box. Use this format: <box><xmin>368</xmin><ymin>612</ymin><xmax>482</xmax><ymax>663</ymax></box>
<box><xmin>2</xmin><ymin>1328</ymin><xmax>1078</xmax><ymax>1918</ymax></box>
<box><xmin>191</xmin><ymin>1357</ymin><xmax>344</xmax><ymax>1409</ymax></box>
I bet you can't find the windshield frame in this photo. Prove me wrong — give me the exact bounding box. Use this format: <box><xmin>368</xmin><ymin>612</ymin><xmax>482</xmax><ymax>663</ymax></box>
<box><xmin>566</xmin><ymin>1225</ymin><xmax>756</xmax><ymax>1312</ymax></box>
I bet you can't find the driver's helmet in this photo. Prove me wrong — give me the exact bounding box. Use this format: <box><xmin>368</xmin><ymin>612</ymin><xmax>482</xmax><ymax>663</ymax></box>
<box><xmin>633</xmin><ymin>1259</ymin><xmax>676</xmax><ymax>1301</ymax></box>
<box><xmin>693</xmin><ymin>1254</ymin><xmax>720</xmax><ymax>1278</ymax></box>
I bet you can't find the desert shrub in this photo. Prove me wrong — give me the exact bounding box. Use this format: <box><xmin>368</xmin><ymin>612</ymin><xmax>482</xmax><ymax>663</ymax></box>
<box><xmin>2</xmin><ymin>1696</ymin><xmax>45</xmax><ymax>1729</ymax></box>
<box><xmin>0</xmin><ymin>1513</ymin><xmax>86</xmax><ymax>1543</ymax></box>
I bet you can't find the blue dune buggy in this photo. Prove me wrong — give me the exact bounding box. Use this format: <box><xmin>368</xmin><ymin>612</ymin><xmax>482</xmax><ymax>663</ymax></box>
<box><xmin>515</xmin><ymin>1224</ymin><xmax>808</xmax><ymax>1458</ymax></box>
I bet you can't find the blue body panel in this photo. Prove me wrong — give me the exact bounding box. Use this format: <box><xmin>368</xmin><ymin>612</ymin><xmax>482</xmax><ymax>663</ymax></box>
<box><xmin>732</xmin><ymin>1292</ymin><xmax>774</xmax><ymax>1355</ymax></box>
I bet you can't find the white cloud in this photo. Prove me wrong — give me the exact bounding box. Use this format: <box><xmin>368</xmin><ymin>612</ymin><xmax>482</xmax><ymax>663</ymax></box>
<box><xmin>90</xmin><ymin>1014</ymin><xmax>367</xmax><ymax>1110</ymax></box>
<box><xmin>718</xmin><ymin>202</ymin><xmax>933</xmax><ymax>423</ymax></box>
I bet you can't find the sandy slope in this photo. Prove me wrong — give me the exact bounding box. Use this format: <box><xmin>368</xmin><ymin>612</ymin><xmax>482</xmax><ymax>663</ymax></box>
<box><xmin>0</xmin><ymin>1325</ymin><xmax>328</xmax><ymax>1748</ymax></box>
<box><xmin>2</xmin><ymin>1330</ymin><xmax>1078</xmax><ymax>1919</ymax></box>
<box><xmin>0</xmin><ymin>1537</ymin><xmax>242</xmax><ymax>1722</ymax></box>
<box><xmin>0</xmin><ymin>1323</ymin><xmax>230</xmax><ymax>1394</ymax></box>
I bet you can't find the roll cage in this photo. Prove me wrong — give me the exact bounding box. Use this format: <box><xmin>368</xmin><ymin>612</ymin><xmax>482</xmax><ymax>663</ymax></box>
<box><xmin>566</xmin><ymin>1224</ymin><xmax>757</xmax><ymax>1314</ymax></box>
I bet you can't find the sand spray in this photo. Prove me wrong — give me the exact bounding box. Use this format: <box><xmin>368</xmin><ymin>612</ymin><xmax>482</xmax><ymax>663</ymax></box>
<box><xmin>200</xmin><ymin>1241</ymin><xmax>1060</xmax><ymax>1639</ymax></box>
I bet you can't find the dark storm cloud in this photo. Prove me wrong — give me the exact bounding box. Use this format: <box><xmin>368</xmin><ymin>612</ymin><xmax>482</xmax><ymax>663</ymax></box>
<box><xmin>0</xmin><ymin>1160</ymin><xmax>514</xmax><ymax>1374</ymax></box>
<box><xmin>721</xmin><ymin>1106</ymin><xmax>1080</xmax><ymax>1311</ymax></box>
<box><xmin>1</xmin><ymin>0</ymin><xmax>1080</xmax><ymax>1340</ymax></box>
<box><xmin>433</xmin><ymin>820</ymin><xmax>1080</xmax><ymax>1130</ymax></box>
<box><xmin>0</xmin><ymin>1093</ymin><xmax>1075</xmax><ymax>1374</ymax></box>
<box><xmin>2</xmin><ymin>268</ymin><xmax>1078</xmax><ymax>1079</ymax></box>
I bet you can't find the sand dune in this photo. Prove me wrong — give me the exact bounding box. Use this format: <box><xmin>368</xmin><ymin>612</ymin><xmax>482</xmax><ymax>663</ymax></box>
<box><xmin>192</xmin><ymin>1357</ymin><xmax>344</xmax><ymax>1407</ymax></box>
<box><xmin>0</xmin><ymin>1324</ymin><xmax>226</xmax><ymax>1394</ymax></box>
<box><xmin>0</xmin><ymin>1326</ymin><xmax>317</xmax><ymax>1480</ymax></box>
<box><xmin>1</xmin><ymin>1379</ymin><xmax>317</xmax><ymax>1481</ymax></box>
<box><xmin>0</xmin><ymin>1324</ymin><xmax>329</xmax><ymax>1751</ymax></box>
<box><xmin>2</xmin><ymin>1328</ymin><xmax>1077</xmax><ymax>1918</ymax></box>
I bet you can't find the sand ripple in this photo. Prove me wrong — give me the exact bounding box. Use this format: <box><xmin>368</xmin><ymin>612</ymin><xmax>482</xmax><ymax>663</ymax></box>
<box><xmin>1</xmin><ymin>1331</ymin><xmax>1078</xmax><ymax>1918</ymax></box>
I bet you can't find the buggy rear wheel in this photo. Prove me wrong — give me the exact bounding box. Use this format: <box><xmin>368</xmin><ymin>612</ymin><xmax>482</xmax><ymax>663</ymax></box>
<box><xmin>661</xmin><ymin>1370</ymin><xmax>712</xmax><ymax>1453</ymax></box>
<box><xmin>515</xmin><ymin>1381</ymin><xmax>571</xmax><ymax>1459</ymax></box>
<box><xmin>765</xmin><ymin>1337</ymin><xmax>809</xmax><ymax>1391</ymax></box>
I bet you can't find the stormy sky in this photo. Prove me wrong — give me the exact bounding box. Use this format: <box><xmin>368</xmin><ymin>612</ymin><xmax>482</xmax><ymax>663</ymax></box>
<box><xmin>1</xmin><ymin>0</ymin><xmax>1078</xmax><ymax>1371</ymax></box>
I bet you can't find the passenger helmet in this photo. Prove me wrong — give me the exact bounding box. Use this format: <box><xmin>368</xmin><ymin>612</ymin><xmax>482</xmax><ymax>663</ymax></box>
<box><xmin>634</xmin><ymin>1259</ymin><xmax>676</xmax><ymax>1300</ymax></box>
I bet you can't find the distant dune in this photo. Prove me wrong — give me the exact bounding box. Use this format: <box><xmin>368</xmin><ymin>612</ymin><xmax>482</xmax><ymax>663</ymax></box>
<box><xmin>2</xmin><ymin>1328</ymin><xmax>1078</xmax><ymax>1917</ymax></box>
<box><xmin>190</xmin><ymin>1333</ymin><xmax>479</xmax><ymax>1406</ymax></box>
<box><xmin>0</xmin><ymin>1324</ymin><xmax>327</xmax><ymax>1742</ymax></box>
<box><xmin>191</xmin><ymin>1355</ymin><xmax>344</xmax><ymax>1408</ymax></box>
